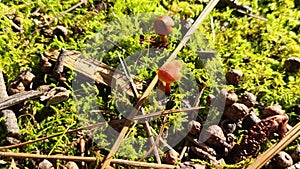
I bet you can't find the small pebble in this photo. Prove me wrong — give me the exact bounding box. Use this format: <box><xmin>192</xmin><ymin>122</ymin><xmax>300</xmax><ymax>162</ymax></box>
<box><xmin>240</xmin><ymin>92</ymin><xmax>257</xmax><ymax>108</ymax></box>
<box><xmin>162</xmin><ymin>149</ymin><xmax>179</xmax><ymax>165</ymax></box>
<box><xmin>65</xmin><ymin>161</ymin><xmax>79</xmax><ymax>169</ymax></box>
<box><xmin>273</xmin><ymin>151</ymin><xmax>293</xmax><ymax>168</ymax></box>
<box><xmin>225</xmin><ymin>69</ymin><xmax>243</xmax><ymax>85</ymax></box>
<box><xmin>224</xmin><ymin>103</ymin><xmax>249</xmax><ymax>122</ymax></box>
<box><xmin>38</xmin><ymin>159</ymin><xmax>54</xmax><ymax>169</ymax></box>
<box><xmin>262</xmin><ymin>104</ymin><xmax>284</xmax><ymax>117</ymax></box>
<box><xmin>284</xmin><ymin>57</ymin><xmax>300</xmax><ymax>72</ymax></box>
<box><xmin>291</xmin><ymin>145</ymin><xmax>300</xmax><ymax>162</ymax></box>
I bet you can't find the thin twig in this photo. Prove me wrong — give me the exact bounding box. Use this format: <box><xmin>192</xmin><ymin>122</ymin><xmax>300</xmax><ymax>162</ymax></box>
<box><xmin>193</xmin><ymin>83</ymin><xmax>207</xmax><ymax>107</ymax></box>
<box><xmin>138</xmin><ymin>116</ymin><xmax>168</xmax><ymax>162</ymax></box>
<box><xmin>150</xmin><ymin>127</ymin><xmax>176</xmax><ymax>152</ymax></box>
<box><xmin>235</xmin><ymin>9</ymin><xmax>267</xmax><ymax>21</ymax></box>
<box><xmin>48</xmin><ymin>0</ymin><xmax>87</xmax><ymax>25</ymax></box>
<box><xmin>247</xmin><ymin>122</ymin><xmax>300</xmax><ymax>169</ymax></box>
<box><xmin>0</xmin><ymin>152</ymin><xmax>175</xmax><ymax>169</ymax></box>
<box><xmin>2</xmin><ymin>15</ymin><xmax>21</xmax><ymax>31</ymax></box>
<box><xmin>0</xmin><ymin>122</ymin><xmax>106</xmax><ymax>150</ymax></box>
<box><xmin>134</xmin><ymin>107</ymin><xmax>205</xmax><ymax>121</ymax></box>
<box><xmin>117</xmin><ymin>52</ymin><xmax>161</xmax><ymax>163</ymax></box>
<box><xmin>101</xmin><ymin>0</ymin><xmax>220</xmax><ymax>167</ymax></box>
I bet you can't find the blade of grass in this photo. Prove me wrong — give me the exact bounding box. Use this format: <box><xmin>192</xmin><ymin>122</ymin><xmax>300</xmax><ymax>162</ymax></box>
<box><xmin>101</xmin><ymin>0</ymin><xmax>220</xmax><ymax>168</ymax></box>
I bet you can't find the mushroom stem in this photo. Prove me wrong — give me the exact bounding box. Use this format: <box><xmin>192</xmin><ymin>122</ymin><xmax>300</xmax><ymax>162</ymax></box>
<box><xmin>165</xmin><ymin>82</ymin><xmax>171</xmax><ymax>95</ymax></box>
<box><xmin>159</xmin><ymin>35</ymin><xmax>168</xmax><ymax>43</ymax></box>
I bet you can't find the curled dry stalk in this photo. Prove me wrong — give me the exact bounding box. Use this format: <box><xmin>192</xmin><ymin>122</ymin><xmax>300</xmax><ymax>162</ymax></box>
<box><xmin>101</xmin><ymin>0</ymin><xmax>220</xmax><ymax>168</ymax></box>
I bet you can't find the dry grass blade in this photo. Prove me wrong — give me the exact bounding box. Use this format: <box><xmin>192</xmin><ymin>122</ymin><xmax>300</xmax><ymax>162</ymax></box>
<box><xmin>0</xmin><ymin>152</ymin><xmax>175</xmax><ymax>169</ymax></box>
<box><xmin>247</xmin><ymin>122</ymin><xmax>300</xmax><ymax>169</ymax></box>
<box><xmin>101</xmin><ymin>1</ymin><xmax>220</xmax><ymax>168</ymax></box>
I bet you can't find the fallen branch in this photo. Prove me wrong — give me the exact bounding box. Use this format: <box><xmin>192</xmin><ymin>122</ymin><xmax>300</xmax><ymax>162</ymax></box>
<box><xmin>45</xmin><ymin>50</ymin><xmax>145</xmax><ymax>97</ymax></box>
<box><xmin>0</xmin><ymin>90</ymin><xmax>44</xmax><ymax>111</ymax></box>
<box><xmin>247</xmin><ymin>122</ymin><xmax>300</xmax><ymax>169</ymax></box>
<box><xmin>0</xmin><ymin>152</ymin><xmax>175</xmax><ymax>169</ymax></box>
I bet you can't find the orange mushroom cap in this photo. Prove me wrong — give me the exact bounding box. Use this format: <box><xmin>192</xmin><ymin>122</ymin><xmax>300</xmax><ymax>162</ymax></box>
<box><xmin>157</xmin><ymin>60</ymin><xmax>182</xmax><ymax>83</ymax></box>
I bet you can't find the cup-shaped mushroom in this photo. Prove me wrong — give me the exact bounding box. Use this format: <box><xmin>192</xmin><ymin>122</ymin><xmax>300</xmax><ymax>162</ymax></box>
<box><xmin>154</xmin><ymin>15</ymin><xmax>174</xmax><ymax>43</ymax></box>
<box><xmin>157</xmin><ymin>60</ymin><xmax>182</xmax><ymax>95</ymax></box>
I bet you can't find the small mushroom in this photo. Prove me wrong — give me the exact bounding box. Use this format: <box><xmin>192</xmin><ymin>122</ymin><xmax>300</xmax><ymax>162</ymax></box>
<box><xmin>19</xmin><ymin>69</ymin><xmax>35</xmax><ymax>86</ymax></box>
<box><xmin>284</xmin><ymin>57</ymin><xmax>300</xmax><ymax>72</ymax></box>
<box><xmin>262</xmin><ymin>104</ymin><xmax>284</xmax><ymax>117</ymax></box>
<box><xmin>239</xmin><ymin>92</ymin><xmax>257</xmax><ymax>108</ymax></box>
<box><xmin>41</xmin><ymin>61</ymin><xmax>53</xmax><ymax>74</ymax></box>
<box><xmin>291</xmin><ymin>145</ymin><xmax>300</xmax><ymax>162</ymax></box>
<box><xmin>154</xmin><ymin>15</ymin><xmax>174</xmax><ymax>43</ymax></box>
<box><xmin>224</xmin><ymin>103</ymin><xmax>249</xmax><ymax>122</ymax></box>
<box><xmin>225</xmin><ymin>69</ymin><xmax>243</xmax><ymax>85</ymax></box>
<box><xmin>157</xmin><ymin>60</ymin><xmax>182</xmax><ymax>95</ymax></box>
<box><xmin>273</xmin><ymin>151</ymin><xmax>293</xmax><ymax>168</ymax></box>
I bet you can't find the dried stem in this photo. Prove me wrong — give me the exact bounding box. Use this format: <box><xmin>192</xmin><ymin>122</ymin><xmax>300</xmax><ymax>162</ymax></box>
<box><xmin>101</xmin><ymin>0</ymin><xmax>220</xmax><ymax>167</ymax></box>
<box><xmin>0</xmin><ymin>152</ymin><xmax>175</xmax><ymax>169</ymax></box>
